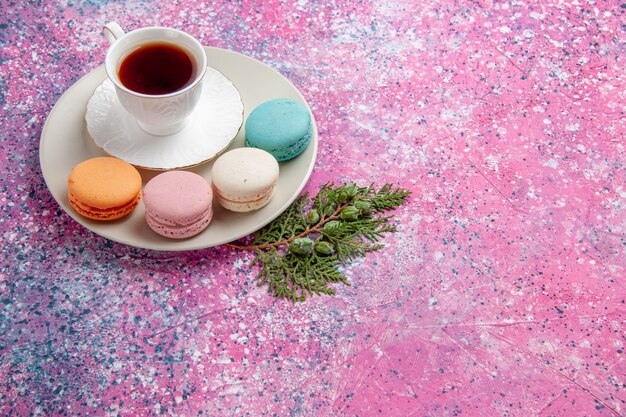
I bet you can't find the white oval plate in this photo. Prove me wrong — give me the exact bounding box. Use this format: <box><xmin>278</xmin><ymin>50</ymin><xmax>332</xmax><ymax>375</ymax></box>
<box><xmin>40</xmin><ymin>47</ymin><xmax>318</xmax><ymax>251</ymax></box>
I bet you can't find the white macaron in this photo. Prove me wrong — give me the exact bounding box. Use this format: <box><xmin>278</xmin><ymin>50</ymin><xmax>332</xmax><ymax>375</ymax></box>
<box><xmin>211</xmin><ymin>147</ymin><xmax>279</xmax><ymax>212</ymax></box>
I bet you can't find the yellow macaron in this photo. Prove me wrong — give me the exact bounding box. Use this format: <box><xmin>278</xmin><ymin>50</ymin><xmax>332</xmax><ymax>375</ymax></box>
<box><xmin>67</xmin><ymin>157</ymin><xmax>142</xmax><ymax>221</ymax></box>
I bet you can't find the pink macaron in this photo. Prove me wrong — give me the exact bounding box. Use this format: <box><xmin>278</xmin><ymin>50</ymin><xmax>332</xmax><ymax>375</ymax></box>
<box><xmin>142</xmin><ymin>171</ymin><xmax>213</xmax><ymax>239</ymax></box>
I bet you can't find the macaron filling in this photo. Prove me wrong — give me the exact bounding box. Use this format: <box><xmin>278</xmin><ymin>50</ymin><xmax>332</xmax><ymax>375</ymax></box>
<box><xmin>145</xmin><ymin>209</ymin><xmax>213</xmax><ymax>239</ymax></box>
<box><xmin>213</xmin><ymin>183</ymin><xmax>276</xmax><ymax>212</ymax></box>
<box><xmin>245</xmin><ymin>121</ymin><xmax>312</xmax><ymax>161</ymax></box>
<box><xmin>69</xmin><ymin>192</ymin><xmax>140</xmax><ymax>220</ymax></box>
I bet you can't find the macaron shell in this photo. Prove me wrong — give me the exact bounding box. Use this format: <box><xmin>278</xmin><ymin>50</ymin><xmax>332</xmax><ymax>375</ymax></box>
<box><xmin>146</xmin><ymin>210</ymin><xmax>213</xmax><ymax>239</ymax></box>
<box><xmin>245</xmin><ymin>98</ymin><xmax>312</xmax><ymax>161</ymax></box>
<box><xmin>215</xmin><ymin>183</ymin><xmax>276</xmax><ymax>212</ymax></box>
<box><xmin>67</xmin><ymin>156</ymin><xmax>142</xmax><ymax>221</ymax></box>
<box><xmin>245</xmin><ymin>124</ymin><xmax>311</xmax><ymax>161</ymax></box>
<box><xmin>69</xmin><ymin>192</ymin><xmax>140</xmax><ymax>221</ymax></box>
<box><xmin>211</xmin><ymin>148</ymin><xmax>279</xmax><ymax>212</ymax></box>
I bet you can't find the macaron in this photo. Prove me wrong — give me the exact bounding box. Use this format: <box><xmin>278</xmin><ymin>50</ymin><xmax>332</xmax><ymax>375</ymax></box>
<box><xmin>211</xmin><ymin>147</ymin><xmax>279</xmax><ymax>212</ymax></box>
<box><xmin>245</xmin><ymin>98</ymin><xmax>312</xmax><ymax>161</ymax></box>
<box><xmin>142</xmin><ymin>171</ymin><xmax>213</xmax><ymax>239</ymax></box>
<box><xmin>67</xmin><ymin>156</ymin><xmax>142</xmax><ymax>221</ymax></box>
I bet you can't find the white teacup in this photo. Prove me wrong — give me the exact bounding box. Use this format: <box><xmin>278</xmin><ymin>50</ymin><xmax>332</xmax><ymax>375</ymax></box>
<box><xmin>103</xmin><ymin>22</ymin><xmax>207</xmax><ymax>136</ymax></box>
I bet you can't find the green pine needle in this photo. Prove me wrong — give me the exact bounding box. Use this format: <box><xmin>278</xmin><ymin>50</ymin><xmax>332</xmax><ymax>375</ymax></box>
<box><xmin>228</xmin><ymin>182</ymin><xmax>411</xmax><ymax>302</ymax></box>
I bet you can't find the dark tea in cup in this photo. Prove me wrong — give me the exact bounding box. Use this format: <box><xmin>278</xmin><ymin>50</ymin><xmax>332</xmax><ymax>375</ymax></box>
<box><xmin>118</xmin><ymin>42</ymin><xmax>194</xmax><ymax>95</ymax></box>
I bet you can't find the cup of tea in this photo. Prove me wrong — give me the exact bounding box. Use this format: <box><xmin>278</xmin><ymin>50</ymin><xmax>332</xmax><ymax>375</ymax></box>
<box><xmin>103</xmin><ymin>22</ymin><xmax>207</xmax><ymax>136</ymax></box>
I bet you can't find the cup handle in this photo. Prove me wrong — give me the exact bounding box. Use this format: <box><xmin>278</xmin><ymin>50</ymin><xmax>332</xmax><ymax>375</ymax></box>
<box><xmin>103</xmin><ymin>22</ymin><xmax>125</xmax><ymax>44</ymax></box>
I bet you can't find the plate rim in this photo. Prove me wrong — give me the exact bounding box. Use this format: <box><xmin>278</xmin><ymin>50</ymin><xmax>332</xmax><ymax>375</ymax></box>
<box><xmin>39</xmin><ymin>46</ymin><xmax>318</xmax><ymax>251</ymax></box>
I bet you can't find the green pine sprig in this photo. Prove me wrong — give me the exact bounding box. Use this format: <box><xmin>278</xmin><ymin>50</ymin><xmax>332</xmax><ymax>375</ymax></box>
<box><xmin>227</xmin><ymin>183</ymin><xmax>411</xmax><ymax>302</ymax></box>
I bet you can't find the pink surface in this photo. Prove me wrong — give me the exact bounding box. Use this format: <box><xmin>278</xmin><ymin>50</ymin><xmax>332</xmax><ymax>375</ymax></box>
<box><xmin>1</xmin><ymin>1</ymin><xmax>625</xmax><ymax>416</ymax></box>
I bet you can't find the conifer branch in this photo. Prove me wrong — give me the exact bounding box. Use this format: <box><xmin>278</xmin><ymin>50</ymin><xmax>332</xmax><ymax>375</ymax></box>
<box><xmin>227</xmin><ymin>183</ymin><xmax>411</xmax><ymax>301</ymax></box>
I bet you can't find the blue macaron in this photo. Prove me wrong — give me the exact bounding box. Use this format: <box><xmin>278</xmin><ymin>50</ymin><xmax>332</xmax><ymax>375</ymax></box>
<box><xmin>245</xmin><ymin>98</ymin><xmax>312</xmax><ymax>161</ymax></box>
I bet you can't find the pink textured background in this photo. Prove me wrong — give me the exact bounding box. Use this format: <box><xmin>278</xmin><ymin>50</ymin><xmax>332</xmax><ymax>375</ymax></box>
<box><xmin>1</xmin><ymin>0</ymin><xmax>625</xmax><ymax>416</ymax></box>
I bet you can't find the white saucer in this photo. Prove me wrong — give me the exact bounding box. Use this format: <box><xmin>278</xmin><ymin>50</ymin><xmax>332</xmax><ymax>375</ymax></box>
<box><xmin>85</xmin><ymin>67</ymin><xmax>243</xmax><ymax>170</ymax></box>
<box><xmin>40</xmin><ymin>47</ymin><xmax>318</xmax><ymax>251</ymax></box>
